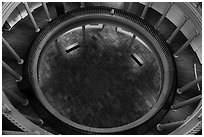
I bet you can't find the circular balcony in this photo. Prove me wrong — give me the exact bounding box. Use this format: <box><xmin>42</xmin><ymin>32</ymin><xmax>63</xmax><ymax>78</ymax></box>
<box><xmin>2</xmin><ymin>2</ymin><xmax>202</xmax><ymax>135</ymax></box>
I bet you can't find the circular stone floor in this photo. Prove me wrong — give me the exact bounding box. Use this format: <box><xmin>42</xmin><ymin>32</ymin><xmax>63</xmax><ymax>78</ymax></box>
<box><xmin>38</xmin><ymin>25</ymin><xmax>161</xmax><ymax>128</ymax></box>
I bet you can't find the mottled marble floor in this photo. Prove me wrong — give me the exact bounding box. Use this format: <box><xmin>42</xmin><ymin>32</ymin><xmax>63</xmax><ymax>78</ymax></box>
<box><xmin>38</xmin><ymin>25</ymin><xmax>161</xmax><ymax>128</ymax></box>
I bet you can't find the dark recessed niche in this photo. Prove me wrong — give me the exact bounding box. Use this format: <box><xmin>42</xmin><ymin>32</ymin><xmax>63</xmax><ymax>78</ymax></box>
<box><xmin>131</xmin><ymin>53</ymin><xmax>143</xmax><ymax>67</ymax></box>
<box><xmin>65</xmin><ymin>42</ymin><xmax>80</xmax><ymax>53</ymax></box>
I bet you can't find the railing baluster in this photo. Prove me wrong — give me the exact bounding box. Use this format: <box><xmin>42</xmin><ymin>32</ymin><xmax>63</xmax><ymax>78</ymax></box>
<box><xmin>23</xmin><ymin>2</ymin><xmax>40</xmax><ymax>32</ymax></box>
<box><xmin>127</xmin><ymin>2</ymin><xmax>133</xmax><ymax>12</ymax></box>
<box><xmin>62</xmin><ymin>2</ymin><xmax>68</xmax><ymax>12</ymax></box>
<box><xmin>2</xmin><ymin>61</ymin><xmax>22</xmax><ymax>82</ymax></box>
<box><xmin>42</xmin><ymin>3</ymin><xmax>51</xmax><ymax>22</ymax></box>
<box><xmin>155</xmin><ymin>3</ymin><xmax>173</xmax><ymax>30</ymax></box>
<box><xmin>2</xmin><ymin>104</ymin><xmax>11</xmax><ymax>113</ymax></box>
<box><xmin>177</xmin><ymin>76</ymin><xmax>202</xmax><ymax>94</ymax></box>
<box><xmin>140</xmin><ymin>2</ymin><xmax>151</xmax><ymax>19</ymax></box>
<box><xmin>174</xmin><ymin>30</ymin><xmax>199</xmax><ymax>57</ymax></box>
<box><xmin>82</xmin><ymin>25</ymin><xmax>86</xmax><ymax>43</ymax></box>
<box><xmin>25</xmin><ymin>115</ymin><xmax>44</xmax><ymax>126</ymax></box>
<box><xmin>3</xmin><ymin>21</ymin><xmax>11</xmax><ymax>31</ymax></box>
<box><xmin>3</xmin><ymin>88</ymin><xmax>29</xmax><ymax>106</ymax></box>
<box><xmin>80</xmin><ymin>2</ymin><xmax>85</xmax><ymax>8</ymax></box>
<box><xmin>129</xmin><ymin>35</ymin><xmax>136</xmax><ymax>46</ymax></box>
<box><xmin>157</xmin><ymin>120</ymin><xmax>185</xmax><ymax>131</ymax></box>
<box><xmin>171</xmin><ymin>95</ymin><xmax>202</xmax><ymax>110</ymax></box>
<box><xmin>55</xmin><ymin>3</ymin><xmax>65</xmax><ymax>16</ymax></box>
<box><xmin>2</xmin><ymin>37</ymin><xmax>24</xmax><ymax>65</ymax></box>
<box><xmin>194</xmin><ymin>2</ymin><xmax>202</xmax><ymax>8</ymax></box>
<box><xmin>55</xmin><ymin>39</ymin><xmax>63</xmax><ymax>56</ymax></box>
<box><xmin>194</xmin><ymin>64</ymin><xmax>201</xmax><ymax>91</ymax></box>
<box><xmin>166</xmin><ymin>15</ymin><xmax>188</xmax><ymax>44</ymax></box>
<box><xmin>198</xmin><ymin>114</ymin><xmax>202</xmax><ymax>121</ymax></box>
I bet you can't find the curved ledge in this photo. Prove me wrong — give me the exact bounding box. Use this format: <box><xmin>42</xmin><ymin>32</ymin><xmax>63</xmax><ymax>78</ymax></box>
<box><xmin>170</xmin><ymin>101</ymin><xmax>202</xmax><ymax>135</ymax></box>
<box><xmin>24</xmin><ymin>6</ymin><xmax>176</xmax><ymax>134</ymax></box>
<box><xmin>2</xmin><ymin>92</ymin><xmax>53</xmax><ymax>135</ymax></box>
<box><xmin>2</xmin><ymin>2</ymin><xmax>20</xmax><ymax>25</ymax></box>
